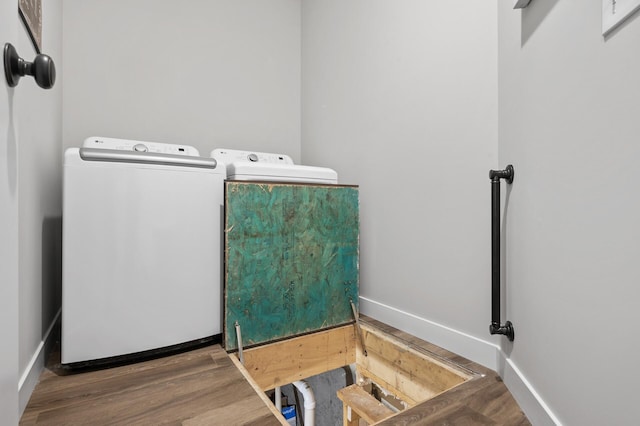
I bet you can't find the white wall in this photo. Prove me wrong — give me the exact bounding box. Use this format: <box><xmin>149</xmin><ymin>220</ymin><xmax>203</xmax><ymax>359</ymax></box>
<box><xmin>1</xmin><ymin>0</ymin><xmax>20</xmax><ymax>421</ymax></box>
<box><xmin>301</xmin><ymin>0</ymin><xmax>500</xmax><ymax>365</ymax></box>
<box><xmin>17</xmin><ymin>0</ymin><xmax>63</xmax><ymax>414</ymax></box>
<box><xmin>1</xmin><ymin>0</ymin><xmax>63</xmax><ymax>421</ymax></box>
<box><xmin>14</xmin><ymin>2</ymin><xmax>639</xmax><ymax>424</ymax></box>
<box><xmin>62</xmin><ymin>0</ymin><xmax>301</xmax><ymax>160</ymax></box>
<box><xmin>499</xmin><ymin>1</ymin><xmax>640</xmax><ymax>424</ymax></box>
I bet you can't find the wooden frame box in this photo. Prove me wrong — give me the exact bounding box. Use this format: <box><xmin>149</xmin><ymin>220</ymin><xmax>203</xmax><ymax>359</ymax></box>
<box><xmin>232</xmin><ymin>318</ymin><xmax>476</xmax><ymax>425</ymax></box>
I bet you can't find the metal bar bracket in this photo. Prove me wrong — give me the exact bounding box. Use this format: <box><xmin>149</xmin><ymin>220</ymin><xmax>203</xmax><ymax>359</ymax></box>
<box><xmin>350</xmin><ymin>299</ymin><xmax>368</xmax><ymax>356</ymax></box>
<box><xmin>489</xmin><ymin>165</ymin><xmax>515</xmax><ymax>342</ymax></box>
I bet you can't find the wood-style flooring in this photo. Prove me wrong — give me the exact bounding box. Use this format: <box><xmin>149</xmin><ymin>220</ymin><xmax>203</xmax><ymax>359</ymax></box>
<box><xmin>21</xmin><ymin>319</ymin><xmax>530</xmax><ymax>425</ymax></box>
<box><xmin>20</xmin><ymin>345</ymin><xmax>281</xmax><ymax>425</ymax></box>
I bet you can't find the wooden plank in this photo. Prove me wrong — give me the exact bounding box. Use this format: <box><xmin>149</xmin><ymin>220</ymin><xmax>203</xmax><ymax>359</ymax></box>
<box><xmin>241</xmin><ymin>325</ymin><xmax>356</xmax><ymax>390</ymax></box>
<box><xmin>227</xmin><ymin>355</ymin><xmax>288</xmax><ymax>425</ymax></box>
<box><xmin>399</xmin><ymin>402</ymin><xmax>498</xmax><ymax>425</ymax></box>
<box><xmin>374</xmin><ymin>369</ymin><xmax>530</xmax><ymax>425</ymax></box>
<box><xmin>337</xmin><ymin>384</ymin><xmax>395</xmax><ymax>425</ymax></box>
<box><xmin>224</xmin><ymin>182</ymin><xmax>360</xmax><ymax>350</ymax></box>
<box><xmin>343</xmin><ymin>404</ymin><xmax>359</xmax><ymax>426</ymax></box>
<box><xmin>361</xmin><ymin>316</ymin><xmax>491</xmax><ymax>375</ymax></box>
<box><xmin>356</xmin><ymin>364</ymin><xmax>421</xmax><ymax>407</ymax></box>
<box><xmin>356</xmin><ymin>323</ymin><xmax>470</xmax><ymax>403</ymax></box>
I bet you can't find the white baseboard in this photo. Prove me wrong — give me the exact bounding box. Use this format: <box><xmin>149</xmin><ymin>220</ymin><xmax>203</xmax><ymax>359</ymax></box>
<box><xmin>359</xmin><ymin>296</ymin><xmax>560</xmax><ymax>425</ymax></box>
<box><xmin>18</xmin><ymin>308</ymin><xmax>61</xmax><ymax>417</ymax></box>
<box><xmin>499</xmin><ymin>353</ymin><xmax>562</xmax><ymax>426</ymax></box>
<box><xmin>359</xmin><ymin>296</ymin><xmax>499</xmax><ymax>370</ymax></box>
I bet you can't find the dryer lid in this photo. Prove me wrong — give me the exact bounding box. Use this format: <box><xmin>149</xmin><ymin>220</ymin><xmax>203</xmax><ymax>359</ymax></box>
<box><xmin>227</xmin><ymin>162</ymin><xmax>338</xmax><ymax>184</ymax></box>
<box><xmin>211</xmin><ymin>148</ymin><xmax>338</xmax><ymax>183</ymax></box>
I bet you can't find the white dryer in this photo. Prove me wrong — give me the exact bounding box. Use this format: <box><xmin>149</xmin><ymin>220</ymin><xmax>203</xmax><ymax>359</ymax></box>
<box><xmin>210</xmin><ymin>149</ymin><xmax>338</xmax><ymax>184</ymax></box>
<box><xmin>62</xmin><ymin>137</ymin><xmax>225</xmax><ymax>366</ymax></box>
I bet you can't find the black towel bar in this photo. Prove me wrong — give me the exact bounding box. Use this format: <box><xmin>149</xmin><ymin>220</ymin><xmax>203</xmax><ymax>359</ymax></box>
<box><xmin>489</xmin><ymin>165</ymin><xmax>514</xmax><ymax>342</ymax></box>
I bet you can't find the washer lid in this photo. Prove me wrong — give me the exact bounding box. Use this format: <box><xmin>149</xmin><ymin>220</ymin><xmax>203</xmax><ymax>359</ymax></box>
<box><xmin>228</xmin><ymin>162</ymin><xmax>338</xmax><ymax>184</ymax></box>
<box><xmin>79</xmin><ymin>148</ymin><xmax>219</xmax><ymax>169</ymax></box>
<box><xmin>84</xmin><ymin>136</ymin><xmax>199</xmax><ymax>156</ymax></box>
<box><xmin>77</xmin><ymin>136</ymin><xmax>218</xmax><ymax>169</ymax></box>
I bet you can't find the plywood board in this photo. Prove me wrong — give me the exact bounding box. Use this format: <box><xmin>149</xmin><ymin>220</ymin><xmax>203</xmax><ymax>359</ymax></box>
<box><xmin>355</xmin><ymin>323</ymin><xmax>472</xmax><ymax>406</ymax></box>
<box><xmin>224</xmin><ymin>182</ymin><xmax>359</xmax><ymax>350</ymax></box>
<box><xmin>357</xmin><ymin>324</ymin><xmax>470</xmax><ymax>394</ymax></box>
<box><xmin>240</xmin><ymin>324</ymin><xmax>356</xmax><ymax>390</ymax></box>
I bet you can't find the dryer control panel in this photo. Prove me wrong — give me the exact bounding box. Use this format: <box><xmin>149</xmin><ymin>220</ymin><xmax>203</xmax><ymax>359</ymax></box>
<box><xmin>83</xmin><ymin>137</ymin><xmax>199</xmax><ymax>156</ymax></box>
<box><xmin>211</xmin><ymin>148</ymin><xmax>294</xmax><ymax>165</ymax></box>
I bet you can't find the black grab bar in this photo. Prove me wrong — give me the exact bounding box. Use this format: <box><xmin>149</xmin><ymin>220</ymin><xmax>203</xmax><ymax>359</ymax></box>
<box><xmin>489</xmin><ymin>165</ymin><xmax>515</xmax><ymax>342</ymax></box>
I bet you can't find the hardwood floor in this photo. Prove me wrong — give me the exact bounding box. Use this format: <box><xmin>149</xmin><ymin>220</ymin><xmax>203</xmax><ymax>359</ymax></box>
<box><xmin>22</xmin><ymin>320</ymin><xmax>530</xmax><ymax>425</ymax></box>
<box><xmin>20</xmin><ymin>344</ymin><xmax>282</xmax><ymax>425</ymax></box>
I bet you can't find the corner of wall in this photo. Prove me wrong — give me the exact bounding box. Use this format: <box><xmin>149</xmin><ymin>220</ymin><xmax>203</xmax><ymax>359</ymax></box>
<box><xmin>19</xmin><ymin>309</ymin><xmax>60</xmax><ymax>417</ymax></box>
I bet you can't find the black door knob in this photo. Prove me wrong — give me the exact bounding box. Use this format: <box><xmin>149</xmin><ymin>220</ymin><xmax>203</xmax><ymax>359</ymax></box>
<box><xmin>3</xmin><ymin>42</ymin><xmax>56</xmax><ymax>89</ymax></box>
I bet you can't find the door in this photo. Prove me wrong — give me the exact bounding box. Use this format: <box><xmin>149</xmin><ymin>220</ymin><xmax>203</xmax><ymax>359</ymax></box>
<box><xmin>0</xmin><ymin>0</ymin><xmax>19</xmax><ymax>423</ymax></box>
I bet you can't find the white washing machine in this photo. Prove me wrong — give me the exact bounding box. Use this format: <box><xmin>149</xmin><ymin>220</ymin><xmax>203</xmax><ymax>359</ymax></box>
<box><xmin>210</xmin><ymin>149</ymin><xmax>338</xmax><ymax>184</ymax></box>
<box><xmin>62</xmin><ymin>137</ymin><xmax>225</xmax><ymax>366</ymax></box>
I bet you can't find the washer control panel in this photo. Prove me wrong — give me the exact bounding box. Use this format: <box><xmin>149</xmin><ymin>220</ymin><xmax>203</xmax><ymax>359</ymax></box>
<box><xmin>83</xmin><ymin>137</ymin><xmax>199</xmax><ymax>156</ymax></box>
<box><xmin>210</xmin><ymin>148</ymin><xmax>294</xmax><ymax>165</ymax></box>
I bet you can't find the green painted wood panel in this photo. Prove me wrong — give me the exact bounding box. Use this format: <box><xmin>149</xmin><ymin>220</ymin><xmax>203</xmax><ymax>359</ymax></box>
<box><xmin>224</xmin><ymin>182</ymin><xmax>359</xmax><ymax>350</ymax></box>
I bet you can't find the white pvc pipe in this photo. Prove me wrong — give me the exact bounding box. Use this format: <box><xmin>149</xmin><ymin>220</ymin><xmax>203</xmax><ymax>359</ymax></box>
<box><xmin>275</xmin><ymin>386</ymin><xmax>282</xmax><ymax>412</ymax></box>
<box><xmin>293</xmin><ymin>380</ymin><xmax>316</xmax><ymax>426</ymax></box>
